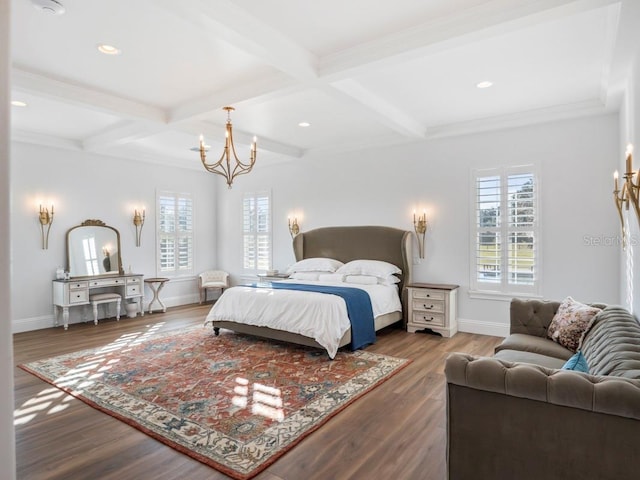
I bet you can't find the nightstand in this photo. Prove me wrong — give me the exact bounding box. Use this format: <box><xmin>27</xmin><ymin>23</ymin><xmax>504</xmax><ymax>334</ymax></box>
<box><xmin>406</xmin><ymin>283</ymin><xmax>459</xmax><ymax>337</ymax></box>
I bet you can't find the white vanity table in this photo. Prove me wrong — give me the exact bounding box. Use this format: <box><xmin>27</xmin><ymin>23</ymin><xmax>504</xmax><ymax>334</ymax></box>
<box><xmin>53</xmin><ymin>274</ymin><xmax>144</xmax><ymax>329</ymax></box>
<box><xmin>53</xmin><ymin>219</ymin><xmax>145</xmax><ymax>329</ymax></box>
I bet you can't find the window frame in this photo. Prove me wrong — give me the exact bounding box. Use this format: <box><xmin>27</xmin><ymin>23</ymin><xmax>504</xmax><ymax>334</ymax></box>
<box><xmin>469</xmin><ymin>165</ymin><xmax>541</xmax><ymax>299</ymax></box>
<box><xmin>156</xmin><ymin>190</ymin><xmax>195</xmax><ymax>278</ymax></box>
<box><xmin>242</xmin><ymin>190</ymin><xmax>272</xmax><ymax>273</ymax></box>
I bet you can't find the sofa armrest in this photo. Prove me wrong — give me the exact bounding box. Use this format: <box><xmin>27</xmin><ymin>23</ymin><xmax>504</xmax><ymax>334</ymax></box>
<box><xmin>445</xmin><ymin>353</ymin><xmax>640</xmax><ymax>480</ymax></box>
<box><xmin>445</xmin><ymin>352</ymin><xmax>640</xmax><ymax>420</ymax></box>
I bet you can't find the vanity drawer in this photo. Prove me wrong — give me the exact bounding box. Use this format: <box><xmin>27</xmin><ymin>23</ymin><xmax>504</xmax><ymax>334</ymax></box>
<box><xmin>126</xmin><ymin>277</ymin><xmax>140</xmax><ymax>285</ymax></box>
<box><xmin>412</xmin><ymin>289</ymin><xmax>445</xmax><ymax>301</ymax></box>
<box><xmin>69</xmin><ymin>281</ymin><xmax>88</xmax><ymax>290</ymax></box>
<box><xmin>90</xmin><ymin>278</ymin><xmax>125</xmax><ymax>288</ymax></box>
<box><xmin>412</xmin><ymin>299</ymin><xmax>444</xmax><ymax>313</ymax></box>
<box><xmin>126</xmin><ymin>285</ymin><xmax>141</xmax><ymax>296</ymax></box>
<box><xmin>412</xmin><ymin>312</ymin><xmax>445</xmax><ymax>327</ymax></box>
<box><xmin>69</xmin><ymin>289</ymin><xmax>89</xmax><ymax>304</ymax></box>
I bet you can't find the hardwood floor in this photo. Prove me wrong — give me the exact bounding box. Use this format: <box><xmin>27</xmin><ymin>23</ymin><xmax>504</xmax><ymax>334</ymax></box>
<box><xmin>13</xmin><ymin>304</ymin><xmax>503</xmax><ymax>480</ymax></box>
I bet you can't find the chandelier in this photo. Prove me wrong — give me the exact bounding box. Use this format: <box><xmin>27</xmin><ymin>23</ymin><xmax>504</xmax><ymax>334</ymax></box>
<box><xmin>199</xmin><ymin>106</ymin><xmax>257</xmax><ymax>189</ymax></box>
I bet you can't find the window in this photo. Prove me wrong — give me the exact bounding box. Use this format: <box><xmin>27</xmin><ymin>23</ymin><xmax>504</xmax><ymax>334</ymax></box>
<box><xmin>157</xmin><ymin>191</ymin><xmax>194</xmax><ymax>276</ymax></box>
<box><xmin>471</xmin><ymin>166</ymin><xmax>539</xmax><ymax>296</ymax></box>
<box><xmin>243</xmin><ymin>191</ymin><xmax>271</xmax><ymax>272</ymax></box>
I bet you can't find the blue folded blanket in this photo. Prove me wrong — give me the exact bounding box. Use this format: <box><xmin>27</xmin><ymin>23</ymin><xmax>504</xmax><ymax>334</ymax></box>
<box><xmin>247</xmin><ymin>282</ymin><xmax>376</xmax><ymax>351</ymax></box>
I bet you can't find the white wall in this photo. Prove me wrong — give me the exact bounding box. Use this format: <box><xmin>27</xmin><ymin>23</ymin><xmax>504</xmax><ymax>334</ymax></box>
<box><xmin>216</xmin><ymin>114</ymin><xmax>620</xmax><ymax>336</ymax></box>
<box><xmin>1</xmin><ymin>0</ymin><xmax>16</xmax><ymax>477</ymax></box>
<box><xmin>10</xmin><ymin>142</ymin><xmax>219</xmax><ymax>332</ymax></box>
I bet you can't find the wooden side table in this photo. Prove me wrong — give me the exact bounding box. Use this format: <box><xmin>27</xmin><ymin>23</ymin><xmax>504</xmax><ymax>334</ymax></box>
<box><xmin>144</xmin><ymin>277</ymin><xmax>170</xmax><ymax>313</ymax></box>
<box><xmin>406</xmin><ymin>283</ymin><xmax>459</xmax><ymax>337</ymax></box>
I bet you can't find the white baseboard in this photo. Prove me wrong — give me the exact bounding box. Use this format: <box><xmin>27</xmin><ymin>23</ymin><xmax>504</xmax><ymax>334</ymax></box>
<box><xmin>457</xmin><ymin>317</ymin><xmax>509</xmax><ymax>338</ymax></box>
<box><xmin>12</xmin><ymin>315</ymin><xmax>56</xmax><ymax>333</ymax></box>
<box><xmin>12</xmin><ymin>294</ymin><xmax>203</xmax><ymax>333</ymax></box>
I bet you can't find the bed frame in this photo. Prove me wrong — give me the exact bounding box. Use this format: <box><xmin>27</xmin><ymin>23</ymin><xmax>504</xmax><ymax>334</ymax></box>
<box><xmin>211</xmin><ymin>225</ymin><xmax>413</xmax><ymax>351</ymax></box>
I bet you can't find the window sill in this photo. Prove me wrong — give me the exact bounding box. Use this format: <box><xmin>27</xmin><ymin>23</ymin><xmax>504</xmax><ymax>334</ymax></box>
<box><xmin>468</xmin><ymin>290</ymin><xmax>543</xmax><ymax>301</ymax></box>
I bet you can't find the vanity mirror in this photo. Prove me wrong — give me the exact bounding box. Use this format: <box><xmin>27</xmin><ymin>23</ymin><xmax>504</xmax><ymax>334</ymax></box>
<box><xmin>66</xmin><ymin>219</ymin><xmax>124</xmax><ymax>278</ymax></box>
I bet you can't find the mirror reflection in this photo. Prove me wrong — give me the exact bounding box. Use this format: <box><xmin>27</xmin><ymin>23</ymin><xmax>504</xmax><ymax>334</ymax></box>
<box><xmin>67</xmin><ymin>220</ymin><xmax>123</xmax><ymax>277</ymax></box>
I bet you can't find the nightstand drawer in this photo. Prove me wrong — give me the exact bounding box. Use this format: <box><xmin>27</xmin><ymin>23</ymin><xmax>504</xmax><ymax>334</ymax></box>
<box><xmin>412</xmin><ymin>299</ymin><xmax>444</xmax><ymax>313</ymax></box>
<box><xmin>412</xmin><ymin>312</ymin><xmax>445</xmax><ymax>327</ymax></box>
<box><xmin>412</xmin><ymin>289</ymin><xmax>445</xmax><ymax>301</ymax></box>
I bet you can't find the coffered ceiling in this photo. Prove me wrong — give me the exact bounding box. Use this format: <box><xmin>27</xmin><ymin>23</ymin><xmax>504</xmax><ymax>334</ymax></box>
<box><xmin>9</xmin><ymin>0</ymin><xmax>639</xmax><ymax>170</ymax></box>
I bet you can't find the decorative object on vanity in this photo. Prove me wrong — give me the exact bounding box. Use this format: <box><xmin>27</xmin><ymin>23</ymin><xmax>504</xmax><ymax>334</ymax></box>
<box><xmin>413</xmin><ymin>210</ymin><xmax>427</xmax><ymax>258</ymax></box>
<box><xmin>613</xmin><ymin>144</ymin><xmax>640</xmax><ymax>249</ymax></box>
<box><xmin>198</xmin><ymin>106</ymin><xmax>257</xmax><ymax>189</ymax></box>
<box><xmin>38</xmin><ymin>204</ymin><xmax>54</xmax><ymax>249</ymax></box>
<box><xmin>406</xmin><ymin>283</ymin><xmax>458</xmax><ymax>337</ymax></box>
<box><xmin>19</xmin><ymin>327</ymin><xmax>410</xmax><ymax>480</ymax></box>
<box><xmin>288</xmin><ymin>216</ymin><xmax>300</xmax><ymax>238</ymax></box>
<box><xmin>132</xmin><ymin>208</ymin><xmax>145</xmax><ymax>247</ymax></box>
<box><xmin>198</xmin><ymin>270</ymin><xmax>229</xmax><ymax>304</ymax></box>
<box><xmin>144</xmin><ymin>277</ymin><xmax>170</xmax><ymax>313</ymax></box>
<box><xmin>66</xmin><ymin>219</ymin><xmax>124</xmax><ymax>277</ymax></box>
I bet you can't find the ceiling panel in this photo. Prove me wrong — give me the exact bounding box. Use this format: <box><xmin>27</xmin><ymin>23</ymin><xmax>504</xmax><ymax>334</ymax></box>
<box><xmin>355</xmin><ymin>5</ymin><xmax>613</xmax><ymax>127</ymax></box>
<box><xmin>10</xmin><ymin>91</ymin><xmax>122</xmax><ymax>139</ymax></box>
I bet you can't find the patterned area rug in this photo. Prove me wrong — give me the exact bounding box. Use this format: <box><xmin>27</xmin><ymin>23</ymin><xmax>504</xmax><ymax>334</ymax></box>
<box><xmin>20</xmin><ymin>327</ymin><xmax>410</xmax><ymax>479</ymax></box>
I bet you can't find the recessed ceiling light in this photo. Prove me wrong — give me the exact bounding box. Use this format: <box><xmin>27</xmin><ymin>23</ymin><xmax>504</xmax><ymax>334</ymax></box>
<box><xmin>11</xmin><ymin>100</ymin><xmax>27</xmax><ymax>107</ymax></box>
<box><xmin>476</xmin><ymin>81</ymin><xmax>493</xmax><ymax>89</ymax></box>
<box><xmin>298</xmin><ymin>122</ymin><xmax>311</xmax><ymax>127</ymax></box>
<box><xmin>31</xmin><ymin>0</ymin><xmax>65</xmax><ymax>15</ymax></box>
<box><xmin>97</xmin><ymin>44</ymin><xmax>121</xmax><ymax>55</ymax></box>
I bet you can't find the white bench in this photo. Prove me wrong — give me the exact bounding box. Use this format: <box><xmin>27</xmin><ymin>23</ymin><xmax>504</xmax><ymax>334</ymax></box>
<box><xmin>89</xmin><ymin>293</ymin><xmax>121</xmax><ymax>325</ymax></box>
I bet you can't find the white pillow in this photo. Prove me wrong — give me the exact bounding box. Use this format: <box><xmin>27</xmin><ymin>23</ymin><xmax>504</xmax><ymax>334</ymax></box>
<box><xmin>286</xmin><ymin>257</ymin><xmax>344</xmax><ymax>274</ymax></box>
<box><xmin>378</xmin><ymin>275</ymin><xmax>401</xmax><ymax>286</ymax></box>
<box><xmin>318</xmin><ymin>273</ymin><xmax>345</xmax><ymax>283</ymax></box>
<box><xmin>289</xmin><ymin>271</ymin><xmax>321</xmax><ymax>281</ymax></box>
<box><xmin>344</xmin><ymin>275</ymin><xmax>378</xmax><ymax>285</ymax></box>
<box><xmin>337</xmin><ymin>259</ymin><xmax>401</xmax><ymax>278</ymax></box>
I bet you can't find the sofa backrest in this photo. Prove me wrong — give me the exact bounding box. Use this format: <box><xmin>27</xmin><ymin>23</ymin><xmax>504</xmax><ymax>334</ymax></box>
<box><xmin>581</xmin><ymin>306</ymin><xmax>640</xmax><ymax>379</ymax></box>
<box><xmin>510</xmin><ymin>299</ymin><xmax>560</xmax><ymax>337</ymax></box>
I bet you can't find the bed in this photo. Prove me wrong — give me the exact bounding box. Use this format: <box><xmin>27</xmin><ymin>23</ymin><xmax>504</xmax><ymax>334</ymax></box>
<box><xmin>204</xmin><ymin>225</ymin><xmax>413</xmax><ymax>357</ymax></box>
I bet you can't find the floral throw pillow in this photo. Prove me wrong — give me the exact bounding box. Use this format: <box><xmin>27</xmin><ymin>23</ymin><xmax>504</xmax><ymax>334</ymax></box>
<box><xmin>547</xmin><ymin>297</ymin><xmax>601</xmax><ymax>352</ymax></box>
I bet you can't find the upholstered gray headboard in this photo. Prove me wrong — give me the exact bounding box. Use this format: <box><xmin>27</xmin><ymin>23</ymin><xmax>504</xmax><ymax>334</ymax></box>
<box><xmin>292</xmin><ymin>226</ymin><xmax>413</xmax><ymax>293</ymax></box>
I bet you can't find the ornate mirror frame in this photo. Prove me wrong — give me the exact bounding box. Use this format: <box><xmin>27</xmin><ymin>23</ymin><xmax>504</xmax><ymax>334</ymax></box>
<box><xmin>66</xmin><ymin>219</ymin><xmax>124</xmax><ymax>278</ymax></box>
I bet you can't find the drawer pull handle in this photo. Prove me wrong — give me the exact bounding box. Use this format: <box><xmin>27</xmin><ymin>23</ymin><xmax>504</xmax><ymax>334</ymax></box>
<box><xmin>423</xmin><ymin>304</ymin><xmax>434</xmax><ymax>309</ymax></box>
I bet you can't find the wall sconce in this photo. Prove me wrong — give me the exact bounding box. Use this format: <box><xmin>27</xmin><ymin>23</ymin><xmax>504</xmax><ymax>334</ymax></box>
<box><xmin>613</xmin><ymin>144</ymin><xmax>640</xmax><ymax>249</ymax></box>
<box><xmin>38</xmin><ymin>204</ymin><xmax>54</xmax><ymax>250</ymax></box>
<box><xmin>288</xmin><ymin>217</ymin><xmax>300</xmax><ymax>238</ymax></box>
<box><xmin>413</xmin><ymin>210</ymin><xmax>427</xmax><ymax>259</ymax></box>
<box><xmin>133</xmin><ymin>209</ymin><xmax>145</xmax><ymax>247</ymax></box>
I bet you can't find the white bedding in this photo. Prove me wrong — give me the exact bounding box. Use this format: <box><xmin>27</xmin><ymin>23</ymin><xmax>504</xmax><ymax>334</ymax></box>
<box><xmin>204</xmin><ymin>279</ymin><xmax>402</xmax><ymax>358</ymax></box>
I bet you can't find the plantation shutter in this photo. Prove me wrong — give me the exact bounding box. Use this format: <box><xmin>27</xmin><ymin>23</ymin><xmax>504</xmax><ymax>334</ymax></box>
<box><xmin>472</xmin><ymin>168</ymin><xmax>538</xmax><ymax>295</ymax></box>
<box><xmin>158</xmin><ymin>192</ymin><xmax>194</xmax><ymax>275</ymax></box>
<box><xmin>243</xmin><ymin>192</ymin><xmax>271</xmax><ymax>271</ymax></box>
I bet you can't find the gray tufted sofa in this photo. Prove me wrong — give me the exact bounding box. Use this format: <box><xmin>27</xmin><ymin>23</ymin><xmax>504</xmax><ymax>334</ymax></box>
<box><xmin>445</xmin><ymin>299</ymin><xmax>640</xmax><ymax>480</ymax></box>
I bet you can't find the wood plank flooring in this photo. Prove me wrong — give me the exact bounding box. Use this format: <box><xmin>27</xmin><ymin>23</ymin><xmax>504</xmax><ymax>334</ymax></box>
<box><xmin>13</xmin><ymin>304</ymin><xmax>503</xmax><ymax>480</ymax></box>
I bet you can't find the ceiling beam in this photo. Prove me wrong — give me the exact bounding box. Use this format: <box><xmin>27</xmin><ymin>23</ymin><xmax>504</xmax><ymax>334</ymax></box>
<box><xmin>82</xmin><ymin>121</ymin><xmax>169</xmax><ymax>152</ymax></box>
<box><xmin>177</xmin><ymin>120</ymin><xmax>305</xmax><ymax>159</ymax></box>
<box><xmin>325</xmin><ymin>79</ymin><xmax>425</xmax><ymax>139</ymax></box>
<box><xmin>12</xmin><ymin>67</ymin><xmax>166</xmax><ymax>123</ymax></box>
<box><xmin>319</xmin><ymin>0</ymin><xmax>622</xmax><ymax>80</ymax></box>
<box><xmin>156</xmin><ymin>0</ymin><xmax>318</xmax><ymax>82</ymax></box>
